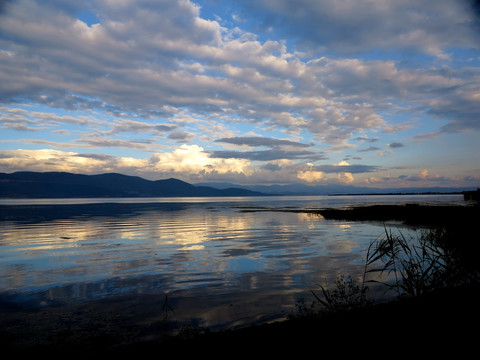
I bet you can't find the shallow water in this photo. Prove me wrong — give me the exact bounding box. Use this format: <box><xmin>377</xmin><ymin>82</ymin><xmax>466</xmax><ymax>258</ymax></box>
<box><xmin>0</xmin><ymin>194</ymin><xmax>465</xmax><ymax>329</ymax></box>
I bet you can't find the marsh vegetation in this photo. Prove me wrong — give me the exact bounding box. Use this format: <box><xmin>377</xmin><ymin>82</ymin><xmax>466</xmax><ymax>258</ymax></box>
<box><xmin>295</xmin><ymin>204</ymin><xmax>480</xmax><ymax>317</ymax></box>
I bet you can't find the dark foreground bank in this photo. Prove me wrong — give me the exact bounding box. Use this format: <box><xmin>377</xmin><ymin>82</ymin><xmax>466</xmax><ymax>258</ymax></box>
<box><xmin>158</xmin><ymin>282</ymin><xmax>480</xmax><ymax>355</ymax></box>
<box><xmin>1</xmin><ymin>282</ymin><xmax>478</xmax><ymax>356</ymax></box>
<box><xmin>317</xmin><ymin>203</ymin><xmax>479</xmax><ymax>226</ymax></box>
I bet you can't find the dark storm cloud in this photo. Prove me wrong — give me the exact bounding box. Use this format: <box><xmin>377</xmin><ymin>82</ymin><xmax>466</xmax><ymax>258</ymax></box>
<box><xmin>389</xmin><ymin>142</ymin><xmax>405</xmax><ymax>148</ymax></box>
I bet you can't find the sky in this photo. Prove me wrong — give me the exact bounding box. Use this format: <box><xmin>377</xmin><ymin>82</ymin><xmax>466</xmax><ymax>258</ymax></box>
<box><xmin>0</xmin><ymin>0</ymin><xmax>479</xmax><ymax>189</ymax></box>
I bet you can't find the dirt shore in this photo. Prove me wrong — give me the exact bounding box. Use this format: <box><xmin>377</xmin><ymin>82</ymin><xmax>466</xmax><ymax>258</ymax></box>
<box><xmin>1</xmin><ymin>282</ymin><xmax>478</xmax><ymax>356</ymax></box>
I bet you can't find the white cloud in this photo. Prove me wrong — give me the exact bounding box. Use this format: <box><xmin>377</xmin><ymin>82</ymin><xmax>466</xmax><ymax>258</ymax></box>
<box><xmin>337</xmin><ymin>172</ymin><xmax>354</xmax><ymax>184</ymax></box>
<box><xmin>149</xmin><ymin>144</ymin><xmax>251</xmax><ymax>176</ymax></box>
<box><xmin>297</xmin><ymin>170</ymin><xmax>324</xmax><ymax>183</ymax></box>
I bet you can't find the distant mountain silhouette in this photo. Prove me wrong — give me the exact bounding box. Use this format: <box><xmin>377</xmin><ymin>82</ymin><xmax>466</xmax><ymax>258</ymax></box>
<box><xmin>0</xmin><ymin>172</ymin><xmax>268</xmax><ymax>198</ymax></box>
<box><xmin>195</xmin><ymin>181</ymin><xmax>476</xmax><ymax>196</ymax></box>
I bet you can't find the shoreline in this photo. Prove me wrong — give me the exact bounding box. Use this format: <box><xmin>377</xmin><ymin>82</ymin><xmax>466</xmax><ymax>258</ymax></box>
<box><xmin>2</xmin><ymin>282</ymin><xmax>478</xmax><ymax>355</ymax></box>
<box><xmin>316</xmin><ymin>202</ymin><xmax>479</xmax><ymax>226</ymax></box>
<box><xmin>154</xmin><ymin>281</ymin><xmax>480</xmax><ymax>355</ymax></box>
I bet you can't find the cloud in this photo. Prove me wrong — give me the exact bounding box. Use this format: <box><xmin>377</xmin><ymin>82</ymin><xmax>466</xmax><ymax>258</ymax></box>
<box><xmin>295</xmin><ymin>160</ymin><xmax>378</xmax><ymax>184</ymax></box>
<box><xmin>240</xmin><ymin>0</ymin><xmax>480</xmax><ymax>57</ymax></box>
<box><xmin>210</xmin><ymin>149</ymin><xmax>326</xmax><ymax>161</ymax></box>
<box><xmin>411</xmin><ymin>132</ymin><xmax>441</xmax><ymax>142</ymax></box>
<box><xmin>76</xmin><ymin>134</ymin><xmax>156</xmax><ymax>151</ymax></box>
<box><xmin>211</xmin><ymin>136</ymin><xmax>327</xmax><ymax>161</ymax></box>
<box><xmin>297</xmin><ymin>161</ymin><xmax>379</xmax><ymax>184</ymax></box>
<box><xmin>337</xmin><ymin>172</ymin><xmax>354</xmax><ymax>184</ymax></box>
<box><xmin>168</xmin><ymin>131</ymin><xmax>195</xmax><ymax>142</ymax></box>
<box><xmin>382</xmin><ymin>121</ymin><xmax>416</xmax><ymax>134</ymax></box>
<box><xmin>306</xmin><ymin>102</ymin><xmax>385</xmax><ymax>144</ymax></box>
<box><xmin>357</xmin><ymin>146</ymin><xmax>381</xmax><ymax>153</ymax></box>
<box><xmin>0</xmin><ymin>106</ymin><xmax>98</xmax><ymax>132</ymax></box>
<box><xmin>313</xmin><ymin>164</ymin><xmax>379</xmax><ymax>174</ymax></box>
<box><xmin>0</xmin><ymin>1</ymin><xmax>478</xmax><ymax>188</ymax></box>
<box><xmin>419</xmin><ymin>169</ymin><xmax>429</xmax><ymax>179</ymax></box>
<box><xmin>306</xmin><ymin>57</ymin><xmax>479</xmax><ymax>135</ymax></box>
<box><xmin>148</xmin><ymin>144</ymin><xmax>251</xmax><ymax>177</ymax></box>
<box><xmin>396</xmin><ymin>169</ymin><xmax>449</xmax><ymax>184</ymax></box>
<box><xmin>429</xmin><ymin>77</ymin><xmax>480</xmax><ymax>133</ymax></box>
<box><xmin>0</xmin><ymin>145</ymin><xmax>252</xmax><ymax>181</ymax></box>
<box><xmin>215</xmin><ymin>136</ymin><xmax>311</xmax><ymax>148</ymax></box>
<box><xmin>0</xmin><ymin>0</ymin><xmax>224</xmax><ymax>112</ymax></box>
<box><xmin>309</xmin><ymin>57</ymin><xmax>464</xmax><ymax>105</ymax></box>
<box><xmin>0</xmin><ymin>149</ymin><xmax>116</xmax><ymax>174</ymax></box>
<box><xmin>297</xmin><ymin>170</ymin><xmax>324</xmax><ymax>183</ymax></box>
<box><xmin>1</xmin><ymin>123</ymin><xmax>37</xmax><ymax>131</ymax></box>
<box><xmin>356</xmin><ymin>136</ymin><xmax>378</xmax><ymax>143</ymax></box>
<box><xmin>0</xmin><ymin>0</ymin><xmax>416</xmax><ymax>148</ymax></box>
<box><xmin>1</xmin><ymin>0</ymin><xmax>478</xmax><ymax>147</ymax></box>
<box><xmin>17</xmin><ymin>139</ymin><xmax>90</xmax><ymax>149</ymax></box>
<box><xmin>108</xmin><ymin>119</ymin><xmax>177</xmax><ymax>135</ymax></box>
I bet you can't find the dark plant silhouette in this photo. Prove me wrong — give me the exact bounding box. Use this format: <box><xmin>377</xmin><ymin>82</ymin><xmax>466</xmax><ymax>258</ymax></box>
<box><xmin>161</xmin><ymin>294</ymin><xmax>175</xmax><ymax>321</ymax></box>
<box><xmin>298</xmin><ymin>225</ymin><xmax>479</xmax><ymax>316</ymax></box>
<box><xmin>311</xmin><ymin>275</ymin><xmax>371</xmax><ymax>312</ymax></box>
<box><xmin>365</xmin><ymin>227</ymin><xmax>479</xmax><ymax>298</ymax></box>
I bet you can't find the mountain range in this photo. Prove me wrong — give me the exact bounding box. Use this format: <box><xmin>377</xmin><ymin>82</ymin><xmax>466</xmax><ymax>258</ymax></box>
<box><xmin>0</xmin><ymin>172</ymin><xmax>267</xmax><ymax>198</ymax></box>
<box><xmin>0</xmin><ymin>171</ymin><xmax>475</xmax><ymax>199</ymax></box>
<box><xmin>195</xmin><ymin>182</ymin><xmax>475</xmax><ymax>196</ymax></box>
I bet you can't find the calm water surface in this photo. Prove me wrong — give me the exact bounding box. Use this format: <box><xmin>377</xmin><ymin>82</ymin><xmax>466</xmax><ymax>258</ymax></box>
<box><xmin>0</xmin><ymin>194</ymin><xmax>465</xmax><ymax>330</ymax></box>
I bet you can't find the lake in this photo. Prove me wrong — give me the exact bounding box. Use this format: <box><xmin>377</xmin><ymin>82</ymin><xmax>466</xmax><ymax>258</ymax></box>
<box><xmin>0</xmin><ymin>194</ymin><xmax>466</xmax><ymax>331</ymax></box>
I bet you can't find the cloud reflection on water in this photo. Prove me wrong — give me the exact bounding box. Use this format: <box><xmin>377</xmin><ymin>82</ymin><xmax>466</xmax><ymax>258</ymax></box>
<box><xmin>0</xmin><ymin>198</ymin><xmax>432</xmax><ymax>329</ymax></box>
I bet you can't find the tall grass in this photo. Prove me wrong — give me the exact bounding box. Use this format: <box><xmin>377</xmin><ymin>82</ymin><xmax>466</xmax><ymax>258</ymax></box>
<box><xmin>309</xmin><ymin>275</ymin><xmax>371</xmax><ymax>313</ymax></box>
<box><xmin>365</xmin><ymin>227</ymin><xmax>478</xmax><ymax>299</ymax></box>
<box><xmin>300</xmin><ymin>225</ymin><xmax>479</xmax><ymax>316</ymax></box>
<box><xmin>366</xmin><ymin>228</ymin><xmax>445</xmax><ymax>298</ymax></box>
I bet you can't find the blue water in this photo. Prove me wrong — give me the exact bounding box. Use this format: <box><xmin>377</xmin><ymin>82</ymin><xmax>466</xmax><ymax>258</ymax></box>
<box><xmin>0</xmin><ymin>194</ymin><xmax>465</xmax><ymax>329</ymax></box>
